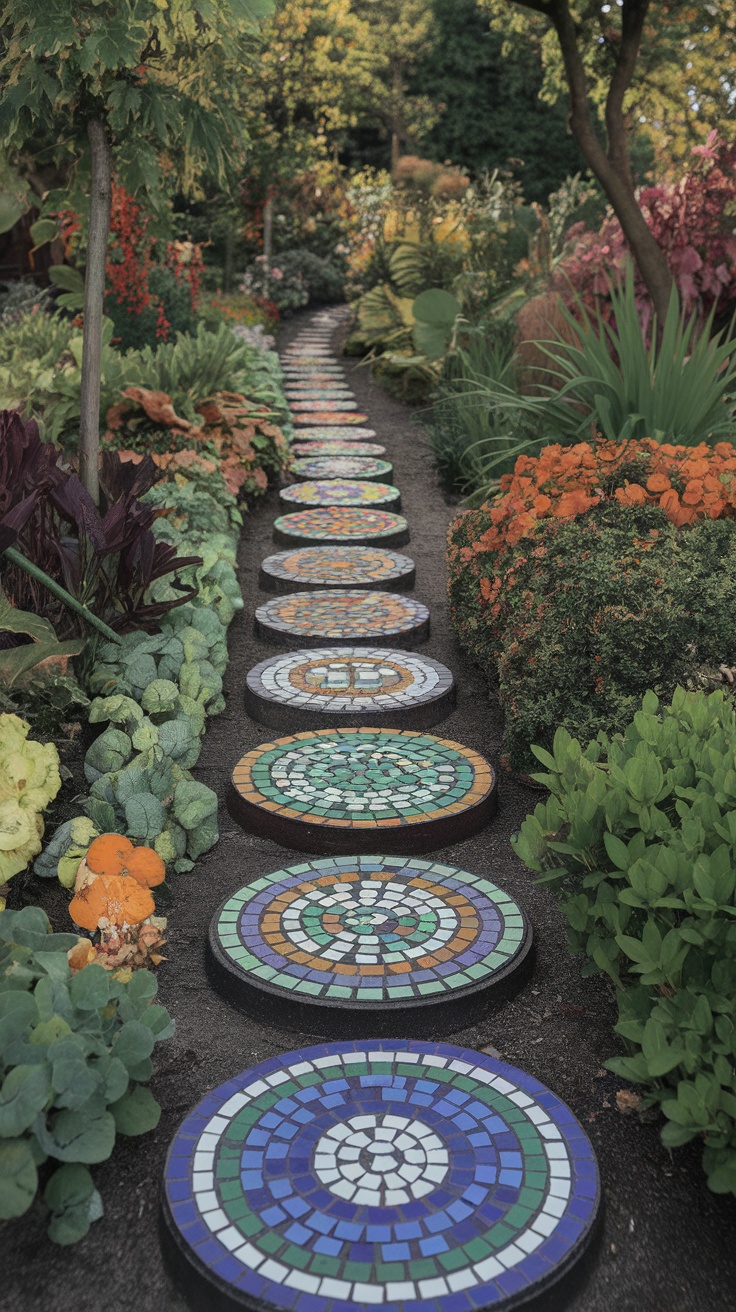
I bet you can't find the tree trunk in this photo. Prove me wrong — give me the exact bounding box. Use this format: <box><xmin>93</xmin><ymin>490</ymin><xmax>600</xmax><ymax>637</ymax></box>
<box><xmin>223</xmin><ymin>225</ymin><xmax>235</xmax><ymax>294</ymax></box>
<box><xmin>262</xmin><ymin>195</ymin><xmax>274</xmax><ymax>270</ymax></box>
<box><xmin>79</xmin><ymin>120</ymin><xmax>112</xmax><ymax>505</ymax></box>
<box><xmin>519</xmin><ymin>0</ymin><xmax>674</xmax><ymax>325</ymax></box>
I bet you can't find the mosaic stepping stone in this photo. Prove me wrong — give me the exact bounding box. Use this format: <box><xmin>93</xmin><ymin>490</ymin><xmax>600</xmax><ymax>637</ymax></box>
<box><xmin>293</xmin><ymin>411</ymin><xmax>369</xmax><ymax>427</ymax></box>
<box><xmin>293</xmin><ymin>426</ymin><xmax>378</xmax><ymax>441</ymax></box>
<box><xmin>229</xmin><ymin>728</ymin><xmax>497</xmax><ymax>853</ymax></box>
<box><xmin>161</xmin><ymin>1040</ymin><xmax>599</xmax><ymax>1312</ymax></box>
<box><xmin>245</xmin><ymin>648</ymin><xmax>454</xmax><ymax>730</ymax></box>
<box><xmin>291</xmin><ymin>441</ymin><xmax>387</xmax><ymax>458</ymax></box>
<box><xmin>283</xmin><ymin>356</ymin><xmax>340</xmax><ymax>366</ymax></box>
<box><xmin>279</xmin><ymin>481</ymin><xmax>401</xmax><ymax>512</ymax></box>
<box><xmin>254</xmin><ymin>592</ymin><xmax>429</xmax><ymax>648</ymax></box>
<box><xmin>284</xmin><ymin>389</ymin><xmax>355</xmax><ymax>400</ymax></box>
<box><xmin>259</xmin><ymin>546</ymin><xmax>415</xmax><ymax>593</ymax></box>
<box><xmin>281</xmin><ymin>368</ymin><xmax>346</xmax><ymax>379</ymax></box>
<box><xmin>208</xmin><ymin>856</ymin><xmax>531</xmax><ymax>1034</ymax></box>
<box><xmin>290</xmin><ymin>400</ymin><xmax>359</xmax><ymax>412</ymax></box>
<box><xmin>293</xmin><ymin>456</ymin><xmax>394</xmax><ymax>483</ymax></box>
<box><xmin>274</xmin><ymin>507</ymin><xmax>409</xmax><ymax>549</ymax></box>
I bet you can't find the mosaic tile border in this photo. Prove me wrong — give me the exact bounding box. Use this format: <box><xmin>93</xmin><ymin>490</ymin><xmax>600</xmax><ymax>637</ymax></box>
<box><xmin>293</xmin><ymin>412</ymin><xmax>370</xmax><ymax>428</ymax></box>
<box><xmin>293</xmin><ymin>457</ymin><xmax>394</xmax><ymax>484</ymax></box>
<box><xmin>207</xmin><ymin>857</ymin><xmax>532</xmax><ymax>1035</ymax></box>
<box><xmin>279</xmin><ymin>482</ymin><xmax>402</xmax><ymax>512</ymax></box>
<box><xmin>273</xmin><ymin>508</ymin><xmax>410</xmax><ymax>550</ymax></box>
<box><xmin>244</xmin><ymin>648</ymin><xmax>454</xmax><ymax>730</ymax></box>
<box><xmin>161</xmin><ymin>1040</ymin><xmax>600</xmax><ymax>1312</ymax></box>
<box><xmin>254</xmin><ymin>592</ymin><xmax>430</xmax><ymax>650</ymax></box>
<box><xmin>292</xmin><ymin>428</ymin><xmax>378</xmax><ymax>441</ymax></box>
<box><xmin>228</xmin><ymin>728</ymin><xmax>498</xmax><ymax>854</ymax></box>
<box><xmin>291</xmin><ymin>443</ymin><xmax>388</xmax><ymax>458</ymax></box>
<box><xmin>259</xmin><ymin>547</ymin><xmax>415</xmax><ymax>595</ymax></box>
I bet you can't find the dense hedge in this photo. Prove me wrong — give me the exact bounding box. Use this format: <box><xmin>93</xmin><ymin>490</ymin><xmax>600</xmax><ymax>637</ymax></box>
<box><xmin>448</xmin><ymin>500</ymin><xmax>736</xmax><ymax>772</ymax></box>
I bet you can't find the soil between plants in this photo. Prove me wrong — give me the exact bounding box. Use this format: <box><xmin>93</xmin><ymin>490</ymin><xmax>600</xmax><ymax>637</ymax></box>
<box><xmin>3</xmin><ymin>309</ymin><xmax>734</xmax><ymax>1312</ymax></box>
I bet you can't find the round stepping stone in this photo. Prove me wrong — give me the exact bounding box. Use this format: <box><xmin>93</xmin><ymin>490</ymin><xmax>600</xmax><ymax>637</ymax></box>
<box><xmin>208</xmin><ymin>856</ymin><xmax>532</xmax><ymax>1034</ymax></box>
<box><xmin>283</xmin><ymin>356</ymin><xmax>339</xmax><ymax>366</ymax></box>
<box><xmin>229</xmin><ymin>728</ymin><xmax>497</xmax><ymax>853</ymax></box>
<box><xmin>162</xmin><ymin>1040</ymin><xmax>599</xmax><ymax>1312</ymax></box>
<box><xmin>254</xmin><ymin>591</ymin><xmax>429</xmax><ymax>648</ymax></box>
<box><xmin>293</xmin><ymin>411</ymin><xmax>369</xmax><ymax>427</ymax></box>
<box><xmin>291</xmin><ymin>441</ymin><xmax>387</xmax><ymax>457</ymax></box>
<box><xmin>274</xmin><ymin>507</ymin><xmax>409</xmax><ymax>548</ymax></box>
<box><xmin>245</xmin><ymin>648</ymin><xmax>454</xmax><ymax>730</ymax></box>
<box><xmin>284</xmin><ymin>389</ymin><xmax>354</xmax><ymax>400</ymax></box>
<box><xmin>292</xmin><ymin>456</ymin><xmax>393</xmax><ymax>483</ymax></box>
<box><xmin>279</xmin><ymin>481</ymin><xmax>401</xmax><ymax>511</ymax></box>
<box><xmin>290</xmin><ymin>400</ymin><xmax>359</xmax><ymax>412</ymax></box>
<box><xmin>281</xmin><ymin>368</ymin><xmax>346</xmax><ymax>378</ymax></box>
<box><xmin>293</xmin><ymin>426</ymin><xmax>377</xmax><ymax>441</ymax></box>
<box><xmin>260</xmin><ymin>546</ymin><xmax>415</xmax><ymax>593</ymax></box>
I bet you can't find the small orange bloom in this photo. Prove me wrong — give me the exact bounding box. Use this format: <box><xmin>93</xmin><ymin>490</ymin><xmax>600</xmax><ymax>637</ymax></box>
<box><xmin>69</xmin><ymin>875</ymin><xmax>155</xmax><ymax>932</ymax></box>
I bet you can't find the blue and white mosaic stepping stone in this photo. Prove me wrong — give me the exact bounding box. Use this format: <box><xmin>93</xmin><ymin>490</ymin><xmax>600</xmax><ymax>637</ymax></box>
<box><xmin>161</xmin><ymin>1040</ymin><xmax>600</xmax><ymax>1312</ymax></box>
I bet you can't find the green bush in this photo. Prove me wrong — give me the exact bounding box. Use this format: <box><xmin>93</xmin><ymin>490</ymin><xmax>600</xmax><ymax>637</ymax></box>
<box><xmin>275</xmin><ymin>249</ymin><xmax>345</xmax><ymax>305</ymax></box>
<box><xmin>448</xmin><ymin>503</ymin><xmax>736</xmax><ymax>773</ymax></box>
<box><xmin>107</xmin><ymin>264</ymin><xmax>197</xmax><ymax>352</ymax></box>
<box><xmin>0</xmin><ymin>906</ymin><xmax>173</xmax><ymax>1242</ymax></box>
<box><xmin>514</xmin><ymin>687</ymin><xmax>736</xmax><ymax>1196</ymax></box>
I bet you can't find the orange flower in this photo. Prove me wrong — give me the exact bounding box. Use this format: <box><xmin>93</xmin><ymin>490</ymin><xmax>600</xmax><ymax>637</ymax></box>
<box><xmin>646</xmin><ymin>472</ymin><xmax>670</xmax><ymax>493</ymax></box>
<box><xmin>86</xmin><ymin>834</ymin><xmax>135</xmax><ymax>876</ymax></box>
<box><xmin>69</xmin><ymin>875</ymin><xmax>155</xmax><ymax>932</ymax></box>
<box><xmin>124</xmin><ymin>847</ymin><xmax>166</xmax><ymax>889</ymax></box>
<box><xmin>614</xmin><ymin>483</ymin><xmax>646</xmax><ymax>506</ymax></box>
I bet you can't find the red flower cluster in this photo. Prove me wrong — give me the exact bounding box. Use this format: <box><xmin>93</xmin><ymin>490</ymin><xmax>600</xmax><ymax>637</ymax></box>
<box><xmin>105</xmin><ymin>184</ymin><xmax>204</xmax><ymax>341</ymax></box>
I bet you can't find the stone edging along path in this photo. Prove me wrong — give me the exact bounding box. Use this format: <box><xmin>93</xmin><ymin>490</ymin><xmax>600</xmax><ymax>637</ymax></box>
<box><xmin>4</xmin><ymin>310</ymin><xmax>733</xmax><ymax>1312</ymax></box>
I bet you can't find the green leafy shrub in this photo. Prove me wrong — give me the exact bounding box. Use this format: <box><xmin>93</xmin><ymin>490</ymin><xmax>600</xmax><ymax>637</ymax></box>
<box><xmin>0</xmin><ymin>715</ymin><xmax>61</xmax><ymax>886</ymax></box>
<box><xmin>275</xmin><ymin>249</ymin><xmax>345</xmax><ymax>305</ymax></box>
<box><xmin>514</xmin><ymin>687</ymin><xmax>736</xmax><ymax>1196</ymax></box>
<box><xmin>0</xmin><ymin>905</ymin><xmax>173</xmax><ymax>1242</ymax></box>
<box><xmin>448</xmin><ymin>502</ymin><xmax>736</xmax><ymax>773</ymax></box>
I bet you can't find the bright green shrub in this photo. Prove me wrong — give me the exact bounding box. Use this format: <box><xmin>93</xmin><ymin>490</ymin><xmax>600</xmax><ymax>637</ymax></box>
<box><xmin>448</xmin><ymin>502</ymin><xmax>736</xmax><ymax>773</ymax></box>
<box><xmin>514</xmin><ymin>687</ymin><xmax>736</xmax><ymax>1196</ymax></box>
<box><xmin>0</xmin><ymin>906</ymin><xmax>173</xmax><ymax>1242</ymax></box>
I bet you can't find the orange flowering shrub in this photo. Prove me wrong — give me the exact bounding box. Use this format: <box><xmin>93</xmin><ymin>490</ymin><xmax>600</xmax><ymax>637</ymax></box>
<box><xmin>473</xmin><ymin>439</ymin><xmax>736</xmax><ymax>555</ymax></box>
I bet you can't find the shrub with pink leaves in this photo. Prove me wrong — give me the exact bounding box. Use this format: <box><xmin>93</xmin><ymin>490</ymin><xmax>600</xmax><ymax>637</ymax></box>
<box><xmin>552</xmin><ymin>134</ymin><xmax>736</xmax><ymax>334</ymax></box>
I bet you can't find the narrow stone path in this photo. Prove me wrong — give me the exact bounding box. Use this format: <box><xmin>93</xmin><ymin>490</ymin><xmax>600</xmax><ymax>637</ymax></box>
<box><xmin>4</xmin><ymin>310</ymin><xmax>733</xmax><ymax>1312</ymax></box>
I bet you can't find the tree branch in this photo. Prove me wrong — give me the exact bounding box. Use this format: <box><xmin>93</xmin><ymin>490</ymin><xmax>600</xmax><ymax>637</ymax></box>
<box><xmin>605</xmin><ymin>0</ymin><xmax>650</xmax><ymax>183</ymax></box>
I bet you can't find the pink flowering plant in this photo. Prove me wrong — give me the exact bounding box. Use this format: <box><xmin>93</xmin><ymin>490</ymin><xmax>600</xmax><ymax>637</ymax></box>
<box><xmin>552</xmin><ymin>134</ymin><xmax>736</xmax><ymax>335</ymax></box>
<box><xmin>240</xmin><ymin>256</ymin><xmax>308</xmax><ymax>314</ymax></box>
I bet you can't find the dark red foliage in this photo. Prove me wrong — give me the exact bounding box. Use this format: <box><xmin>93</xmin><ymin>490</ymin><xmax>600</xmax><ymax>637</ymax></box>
<box><xmin>0</xmin><ymin>411</ymin><xmax>201</xmax><ymax>635</ymax></box>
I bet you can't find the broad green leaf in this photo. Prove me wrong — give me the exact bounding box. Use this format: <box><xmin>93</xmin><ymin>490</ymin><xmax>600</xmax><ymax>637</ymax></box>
<box><xmin>0</xmin><ymin>1138</ymin><xmax>38</xmax><ymax>1218</ymax></box>
<box><xmin>110</xmin><ymin>1085</ymin><xmax>161</xmax><ymax>1136</ymax></box>
<box><xmin>0</xmin><ymin>1063</ymin><xmax>51</xmax><ymax>1135</ymax></box>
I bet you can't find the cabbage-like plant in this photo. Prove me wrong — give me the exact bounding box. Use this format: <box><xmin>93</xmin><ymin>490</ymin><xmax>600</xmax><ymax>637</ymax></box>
<box><xmin>0</xmin><ymin>714</ymin><xmax>61</xmax><ymax>884</ymax></box>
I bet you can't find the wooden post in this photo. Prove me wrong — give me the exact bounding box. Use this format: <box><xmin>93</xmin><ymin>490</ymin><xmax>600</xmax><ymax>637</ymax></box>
<box><xmin>79</xmin><ymin>119</ymin><xmax>112</xmax><ymax>505</ymax></box>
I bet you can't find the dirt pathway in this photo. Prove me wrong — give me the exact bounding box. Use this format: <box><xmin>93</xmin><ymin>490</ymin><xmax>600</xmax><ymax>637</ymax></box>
<box><xmin>4</xmin><ymin>311</ymin><xmax>734</xmax><ymax>1312</ymax></box>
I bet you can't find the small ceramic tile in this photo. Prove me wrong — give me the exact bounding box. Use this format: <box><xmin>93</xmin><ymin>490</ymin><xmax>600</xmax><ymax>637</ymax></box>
<box><xmin>292</xmin><ymin>457</ymin><xmax>393</xmax><ymax>484</ymax></box>
<box><xmin>279</xmin><ymin>481</ymin><xmax>401</xmax><ymax>511</ymax></box>
<box><xmin>291</xmin><ymin>442</ymin><xmax>387</xmax><ymax>458</ymax></box>
<box><xmin>254</xmin><ymin>592</ymin><xmax>429</xmax><ymax>647</ymax></box>
<box><xmin>260</xmin><ymin>546</ymin><xmax>414</xmax><ymax>593</ymax></box>
<box><xmin>273</xmin><ymin>508</ymin><xmax>409</xmax><ymax>549</ymax></box>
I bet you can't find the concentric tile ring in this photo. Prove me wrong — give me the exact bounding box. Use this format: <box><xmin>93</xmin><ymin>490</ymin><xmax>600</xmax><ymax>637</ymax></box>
<box><xmin>259</xmin><ymin>546</ymin><xmax>415</xmax><ymax>594</ymax></box>
<box><xmin>293</xmin><ymin>457</ymin><xmax>394</xmax><ymax>484</ymax></box>
<box><xmin>254</xmin><ymin>592</ymin><xmax>429</xmax><ymax>649</ymax></box>
<box><xmin>245</xmin><ymin>648</ymin><xmax>454</xmax><ymax>729</ymax></box>
<box><xmin>290</xmin><ymin>401</ymin><xmax>359</xmax><ymax>412</ymax></box>
<box><xmin>293</xmin><ymin>412</ymin><xmax>369</xmax><ymax>427</ymax></box>
<box><xmin>274</xmin><ymin>508</ymin><xmax>409</xmax><ymax>549</ymax></box>
<box><xmin>279</xmin><ymin>482</ymin><xmax>401</xmax><ymax>511</ymax></box>
<box><xmin>291</xmin><ymin>442</ymin><xmax>387</xmax><ymax>458</ymax></box>
<box><xmin>161</xmin><ymin>1040</ymin><xmax>599</xmax><ymax>1312</ymax></box>
<box><xmin>292</xmin><ymin>428</ymin><xmax>378</xmax><ymax>441</ymax></box>
<box><xmin>207</xmin><ymin>857</ymin><xmax>532</xmax><ymax>1034</ymax></box>
<box><xmin>229</xmin><ymin>728</ymin><xmax>497</xmax><ymax>854</ymax></box>
<box><xmin>284</xmin><ymin>389</ymin><xmax>355</xmax><ymax>399</ymax></box>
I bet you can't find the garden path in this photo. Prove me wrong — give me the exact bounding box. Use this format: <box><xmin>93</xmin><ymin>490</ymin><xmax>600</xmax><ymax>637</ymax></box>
<box><xmin>3</xmin><ymin>311</ymin><xmax>734</xmax><ymax>1312</ymax></box>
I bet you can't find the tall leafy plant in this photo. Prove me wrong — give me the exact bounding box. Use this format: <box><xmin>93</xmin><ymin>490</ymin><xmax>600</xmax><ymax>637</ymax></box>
<box><xmin>0</xmin><ymin>0</ymin><xmax>272</xmax><ymax>501</ymax></box>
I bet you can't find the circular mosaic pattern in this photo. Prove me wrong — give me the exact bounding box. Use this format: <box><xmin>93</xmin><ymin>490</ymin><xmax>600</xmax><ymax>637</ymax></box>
<box><xmin>284</xmin><ymin>356</ymin><xmax>340</xmax><ymax>366</ymax></box>
<box><xmin>282</xmin><ymin>369</ymin><xmax>347</xmax><ymax>380</ymax></box>
<box><xmin>293</xmin><ymin>412</ymin><xmax>369</xmax><ymax>427</ymax></box>
<box><xmin>162</xmin><ymin>1040</ymin><xmax>599</xmax><ymax>1312</ymax></box>
<box><xmin>208</xmin><ymin>856</ymin><xmax>531</xmax><ymax>1033</ymax></box>
<box><xmin>284</xmin><ymin>389</ymin><xmax>355</xmax><ymax>400</ymax></box>
<box><xmin>291</xmin><ymin>442</ymin><xmax>387</xmax><ymax>458</ymax></box>
<box><xmin>290</xmin><ymin>400</ymin><xmax>359</xmax><ymax>412</ymax></box>
<box><xmin>255</xmin><ymin>592</ymin><xmax>429</xmax><ymax>649</ymax></box>
<box><xmin>245</xmin><ymin>648</ymin><xmax>454</xmax><ymax>729</ymax></box>
<box><xmin>274</xmin><ymin>508</ymin><xmax>409</xmax><ymax>549</ymax></box>
<box><xmin>260</xmin><ymin>546</ymin><xmax>415</xmax><ymax>593</ymax></box>
<box><xmin>280</xmin><ymin>481</ymin><xmax>401</xmax><ymax>512</ymax></box>
<box><xmin>229</xmin><ymin>728</ymin><xmax>497</xmax><ymax>853</ymax></box>
<box><xmin>293</xmin><ymin>457</ymin><xmax>394</xmax><ymax>484</ymax></box>
<box><xmin>294</xmin><ymin>427</ymin><xmax>378</xmax><ymax>441</ymax></box>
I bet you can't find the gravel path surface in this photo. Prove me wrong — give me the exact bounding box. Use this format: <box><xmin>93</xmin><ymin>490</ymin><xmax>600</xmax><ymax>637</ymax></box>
<box><xmin>4</xmin><ymin>310</ymin><xmax>734</xmax><ymax>1312</ymax></box>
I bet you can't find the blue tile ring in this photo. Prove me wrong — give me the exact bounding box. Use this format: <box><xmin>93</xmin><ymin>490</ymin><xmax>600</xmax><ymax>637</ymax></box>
<box><xmin>161</xmin><ymin>1040</ymin><xmax>600</xmax><ymax>1312</ymax></box>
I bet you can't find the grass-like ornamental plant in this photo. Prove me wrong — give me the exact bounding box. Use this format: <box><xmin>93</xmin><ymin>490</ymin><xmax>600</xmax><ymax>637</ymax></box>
<box><xmin>514</xmin><ymin>688</ymin><xmax>736</xmax><ymax>1197</ymax></box>
<box><xmin>0</xmin><ymin>906</ymin><xmax>173</xmax><ymax>1242</ymax></box>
